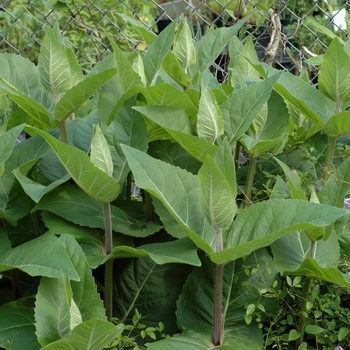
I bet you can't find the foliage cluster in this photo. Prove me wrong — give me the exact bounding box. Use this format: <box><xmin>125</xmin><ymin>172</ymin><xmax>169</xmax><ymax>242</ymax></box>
<box><xmin>1</xmin><ymin>11</ymin><xmax>350</xmax><ymax>350</ymax></box>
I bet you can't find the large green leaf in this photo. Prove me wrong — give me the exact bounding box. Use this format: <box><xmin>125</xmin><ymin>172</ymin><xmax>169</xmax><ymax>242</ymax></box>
<box><xmin>318</xmin><ymin>37</ymin><xmax>350</xmax><ymax>104</ymax></box>
<box><xmin>250</xmin><ymin>61</ymin><xmax>336</xmax><ymax>126</ymax></box>
<box><xmin>133</xmin><ymin>105</ymin><xmax>194</xmax><ymax>135</ymax></box>
<box><xmin>149</xmin><ymin>249</ymin><xmax>277</xmax><ymax>349</ymax></box>
<box><xmin>322</xmin><ymin>111</ymin><xmax>350</xmax><ymax>137</ymax></box>
<box><xmin>0</xmin><ymin>53</ymin><xmax>55</xmax><ymax>111</ymax></box>
<box><xmin>165</xmin><ymin>129</ymin><xmax>218</xmax><ymax>162</ymax></box>
<box><xmin>41</xmin><ymin>211</ymin><xmax>134</xmax><ymax>268</ymax></box>
<box><xmin>0</xmin><ymin>78</ymin><xmax>54</xmax><ymax>130</ymax></box>
<box><xmin>35</xmin><ymin>276</ymin><xmax>74</xmax><ymax>346</ymax></box>
<box><xmin>33</xmin><ymin>186</ymin><xmax>160</xmax><ymax>237</ymax></box>
<box><xmin>271</xmin><ymin>230</ymin><xmax>340</xmax><ymax>274</ymax></box>
<box><xmin>141</xmin><ymin>83</ymin><xmax>198</xmax><ymax>118</ymax></box>
<box><xmin>191</xmin><ymin>15</ymin><xmax>252</xmax><ymax>80</ymax></box>
<box><xmin>53</xmin><ymin>69</ymin><xmax>116</xmax><ymax>121</ymax></box>
<box><xmin>0</xmin><ymin>301</ymin><xmax>40</xmax><ymax>350</ymax></box>
<box><xmin>108</xmin><ymin>37</ymin><xmax>143</xmax><ymax>92</ymax></box>
<box><xmin>199</xmin><ymin>155</ymin><xmax>236</xmax><ymax>232</ymax></box>
<box><xmin>13</xmin><ymin>164</ymin><xmax>70</xmax><ymax>203</ymax></box>
<box><xmin>40</xmin><ymin>319</ymin><xmax>123</xmax><ymax>350</ymax></box>
<box><xmin>35</xmin><ymin>235</ymin><xmax>106</xmax><ymax>346</ymax></box>
<box><xmin>38</xmin><ymin>24</ymin><xmax>70</xmax><ymax>96</ymax></box>
<box><xmin>285</xmin><ymin>258</ymin><xmax>350</xmax><ymax>288</ymax></box>
<box><xmin>28</xmin><ymin>127</ymin><xmax>121</xmax><ymax>203</ymax></box>
<box><xmin>173</xmin><ymin>15</ymin><xmax>196</xmax><ymax>73</ymax></box>
<box><xmin>58</xmin><ymin>235</ymin><xmax>106</xmax><ymax>320</ymax></box>
<box><xmin>197</xmin><ymin>80</ymin><xmax>224</xmax><ymax>143</ymax></box>
<box><xmin>114</xmin><ymin>257</ymin><xmax>193</xmax><ymax>335</ymax></box>
<box><xmin>144</xmin><ymin>20</ymin><xmax>176</xmax><ymax>85</ymax></box>
<box><xmin>121</xmin><ymin>145</ymin><xmax>215</xmax><ymax>253</ymax></box>
<box><xmin>210</xmin><ymin>199</ymin><xmax>347</xmax><ymax>264</ymax></box>
<box><xmin>0</xmin><ymin>233</ymin><xmax>79</xmax><ymax>280</ymax></box>
<box><xmin>221</xmin><ymin>74</ymin><xmax>280</xmax><ymax>145</ymax></box>
<box><xmin>90</xmin><ymin>124</ymin><xmax>113</xmax><ymax>176</ymax></box>
<box><xmin>318</xmin><ymin>155</ymin><xmax>350</xmax><ymax>207</ymax></box>
<box><xmin>0</xmin><ymin>124</ymin><xmax>25</xmax><ymax>164</ymax></box>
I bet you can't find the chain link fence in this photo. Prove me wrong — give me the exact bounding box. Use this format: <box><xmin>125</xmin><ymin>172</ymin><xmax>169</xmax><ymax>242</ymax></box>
<box><xmin>0</xmin><ymin>0</ymin><xmax>349</xmax><ymax>80</ymax></box>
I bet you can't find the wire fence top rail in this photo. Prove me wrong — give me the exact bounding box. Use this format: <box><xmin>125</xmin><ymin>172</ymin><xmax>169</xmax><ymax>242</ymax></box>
<box><xmin>0</xmin><ymin>0</ymin><xmax>349</xmax><ymax>79</ymax></box>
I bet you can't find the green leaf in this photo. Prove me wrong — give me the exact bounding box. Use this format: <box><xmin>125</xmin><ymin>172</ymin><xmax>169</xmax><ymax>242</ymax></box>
<box><xmin>288</xmin><ymin>329</ymin><xmax>301</xmax><ymax>341</ymax></box>
<box><xmin>165</xmin><ymin>129</ymin><xmax>218</xmax><ymax>162</ymax></box>
<box><xmin>141</xmin><ymin>83</ymin><xmax>198</xmax><ymax>118</ymax></box>
<box><xmin>108</xmin><ymin>37</ymin><xmax>143</xmax><ymax>92</ymax></box>
<box><xmin>121</xmin><ymin>145</ymin><xmax>215</xmax><ymax>253</ymax></box>
<box><xmin>0</xmin><ymin>124</ymin><xmax>25</xmax><ymax>164</ymax></box>
<box><xmin>198</xmin><ymin>155</ymin><xmax>237</xmax><ymax>231</ymax></box>
<box><xmin>40</xmin><ymin>319</ymin><xmax>123</xmax><ymax>350</ymax></box>
<box><xmin>0</xmin><ymin>78</ymin><xmax>54</xmax><ymax>130</ymax></box>
<box><xmin>221</xmin><ymin>74</ymin><xmax>280</xmax><ymax>145</ymax></box>
<box><xmin>114</xmin><ymin>257</ymin><xmax>193</xmax><ymax>335</ymax></box>
<box><xmin>304</xmin><ymin>325</ymin><xmax>325</xmax><ymax>335</ymax></box>
<box><xmin>157</xmin><ymin>250</ymin><xmax>276</xmax><ymax>349</ymax></box>
<box><xmin>274</xmin><ymin>157</ymin><xmax>307</xmax><ymax>200</ymax></box>
<box><xmin>0</xmin><ymin>301</ymin><xmax>40</xmax><ymax>350</ymax></box>
<box><xmin>0</xmin><ymin>233</ymin><xmax>79</xmax><ymax>280</ymax></box>
<box><xmin>210</xmin><ymin>199</ymin><xmax>347</xmax><ymax>264</ymax></box>
<box><xmin>13</xmin><ymin>167</ymin><xmax>70</xmax><ymax>203</ymax></box>
<box><xmin>271</xmin><ymin>230</ymin><xmax>340</xmax><ymax>274</ymax></box>
<box><xmin>318</xmin><ymin>37</ymin><xmax>350</xmax><ymax>104</ymax></box>
<box><xmin>322</xmin><ymin>111</ymin><xmax>350</xmax><ymax>137</ymax></box>
<box><xmin>105</xmin><ymin>96</ymin><xmax>148</xmax><ymax>183</ymax></box>
<box><xmin>29</xmin><ymin>127</ymin><xmax>121</xmax><ymax>203</ymax></box>
<box><xmin>38</xmin><ymin>24</ymin><xmax>70</xmax><ymax>96</ymax></box>
<box><xmin>147</xmin><ymin>330</ymin><xmax>213</xmax><ymax>350</ymax></box>
<box><xmin>191</xmin><ymin>15</ymin><xmax>252</xmax><ymax>80</ymax></box>
<box><xmin>197</xmin><ymin>80</ymin><xmax>224</xmax><ymax>143</ymax></box>
<box><xmin>138</xmin><ymin>237</ymin><xmax>200</xmax><ymax>266</ymax></box>
<box><xmin>35</xmin><ymin>276</ymin><xmax>74</xmax><ymax>346</ymax></box>
<box><xmin>90</xmin><ymin>124</ymin><xmax>113</xmax><ymax>176</ymax></box>
<box><xmin>0</xmin><ymin>53</ymin><xmax>55</xmax><ymax>111</ymax></box>
<box><xmin>58</xmin><ymin>235</ymin><xmax>107</xmax><ymax>320</ymax></box>
<box><xmin>33</xmin><ymin>186</ymin><xmax>161</xmax><ymax>238</ymax></box>
<box><xmin>53</xmin><ymin>69</ymin><xmax>116</xmax><ymax>121</ymax></box>
<box><xmin>0</xmin><ymin>89</ymin><xmax>9</xmax><ymax>114</ymax></box>
<box><xmin>250</xmin><ymin>62</ymin><xmax>336</xmax><ymax>126</ymax></box>
<box><xmin>66</xmin><ymin>48</ymin><xmax>84</xmax><ymax>86</ymax></box>
<box><xmin>173</xmin><ymin>15</ymin><xmax>196</xmax><ymax>73</ymax></box>
<box><xmin>240</xmin><ymin>135</ymin><xmax>284</xmax><ymax>156</ymax></box>
<box><xmin>133</xmin><ymin>105</ymin><xmax>194</xmax><ymax>135</ymax></box>
<box><xmin>144</xmin><ymin>20</ymin><xmax>176</xmax><ymax>85</ymax></box>
<box><xmin>318</xmin><ymin>155</ymin><xmax>350</xmax><ymax>207</ymax></box>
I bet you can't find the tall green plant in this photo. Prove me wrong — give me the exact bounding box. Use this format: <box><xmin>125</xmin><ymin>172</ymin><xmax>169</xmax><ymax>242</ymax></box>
<box><xmin>0</xmin><ymin>14</ymin><xmax>350</xmax><ymax>350</ymax></box>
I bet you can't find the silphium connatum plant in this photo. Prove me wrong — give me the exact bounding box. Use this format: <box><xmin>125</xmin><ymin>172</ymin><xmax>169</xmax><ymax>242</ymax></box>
<box><xmin>0</xmin><ymin>14</ymin><xmax>349</xmax><ymax>350</ymax></box>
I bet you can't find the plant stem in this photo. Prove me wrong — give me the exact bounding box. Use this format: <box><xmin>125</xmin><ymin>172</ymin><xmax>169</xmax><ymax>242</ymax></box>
<box><xmin>103</xmin><ymin>202</ymin><xmax>113</xmax><ymax>255</ymax></box>
<box><xmin>234</xmin><ymin>143</ymin><xmax>241</xmax><ymax>170</ymax></box>
<box><xmin>324</xmin><ymin>136</ymin><xmax>336</xmax><ymax>181</ymax></box>
<box><xmin>213</xmin><ymin>263</ymin><xmax>224</xmax><ymax>346</ymax></box>
<box><xmin>104</xmin><ymin>258</ymin><xmax>114</xmax><ymax>321</ymax></box>
<box><xmin>245</xmin><ymin>154</ymin><xmax>257</xmax><ymax>208</ymax></box>
<box><xmin>144</xmin><ymin>191</ymin><xmax>155</xmax><ymax>222</ymax></box>
<box><xmin>10</xmin><ymin>270</ymin><xmax>21</xmax><ymax>299</ymax></box>
<box><xmin>58</xmin><ymin>120</ymin><xmax>69</xmax><ymax>144</ymax></box>
<box><xmin>296</xmin><ymin>240</ymin><xmax>317</xmax><ymax>348</ymax></box>
<box><xmin>126</xmin><ymin>172</ymin><xmax>132</xmax><ymax>201</ymax></box>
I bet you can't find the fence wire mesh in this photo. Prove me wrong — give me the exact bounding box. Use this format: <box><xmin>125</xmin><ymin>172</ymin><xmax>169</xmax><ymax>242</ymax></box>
<box><xmin>0</xmin><ymin>0</ymin><xmax>349</xmax><ymax>80</ymax></box>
